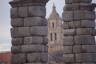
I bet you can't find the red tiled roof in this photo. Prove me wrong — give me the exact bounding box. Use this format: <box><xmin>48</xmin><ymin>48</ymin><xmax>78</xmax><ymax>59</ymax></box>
<box><xmin>0</xmin><ymin>52</ymin><xmax>11</xmax><ymax>64</ymax></box>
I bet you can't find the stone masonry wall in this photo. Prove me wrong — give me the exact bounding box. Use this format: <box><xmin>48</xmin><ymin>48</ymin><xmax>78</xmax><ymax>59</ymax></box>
<box><xmin>10</xmin><ymin>0</ymin><xmax>48</xmax><ymax>64</ymax></box>
<box><xmin>63</xmin><ymin>0</ymin><xmax>96</xmax><ymax>64</ymax></box>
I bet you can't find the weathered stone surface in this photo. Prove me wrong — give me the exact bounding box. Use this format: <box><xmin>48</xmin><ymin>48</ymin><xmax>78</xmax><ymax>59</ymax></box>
<box><xmin>27</xmin><ymin>53</ymin><xmax>41</xmax><ymax>62</ymax></box>
<box><xmin>64</xmin><ymin>3</ymin><xmax>94</xmax><ymax>11</ymax></box>
<box><xmin>11</xmin><ymin>27</ymin><xmax>31</xmax><ymax>37</ymax></box>
<box><xmin>27</xmin><ymin>53</ymin><xmax>48</xmax><ymax>62</ymax></box>
<box><xmin>63</xmin><ymin>36</ymin><xmax>74</xmax><ymax>45</ymax></box>
<box><xmin>82</xmin><ymin>45</ymin><xmax>96</xmax><ymax>53</ymax></box>
<box><xmin>11</xmin><ymin>18</ymin><xmax>24</xmax><ymax>27</ymax></box>
<box><xmin>11</xmin><ymin>46</ymin><xmax>21</xmax><ymax>53</ymax></box>
<box><xmin>28</xmin><ymin>6</ymin><xmax>46</xmax><ymax>17</ymax></box>
<box><xmin>24</xmin><ymin>63</ymin><xmax>47</xmax><ymax>64</ymax></box>
<box><xmin>81</xmin><ymin>20</ymin><xmax>95</xmax><ymax>28</ymax></box>
<box><xmin>24</xmin><ymin>37</ymin><xmax>43</xmax><ymax>44</ymax></box>
<box><xmin>76</xmin><ymin>53</ymin><xmax>96</xmax><ymax>62</ymax></box>
<box><xmin>64</xmin><ymin>29</ymin><xmax>75</xmax><ymax>36</ymax></box>
<box><xmin>18</xmin><ymin>7</ymin><xmax>28</xmax><ymax>17</ymax></box>
<box><xmin>74</xmin><ymin>21</ymin><xmax>81</xmax><ymax>28</ymax></box>
<box><xmin>65</xmin><ymin>0</ymin><xmax>92</xmax><ymax>4</ymax></box>
<box><xmin>62</xmin><ymin>11</ymin><xmax>73</xmax><ymax>21</ymax></box>
<box><xmin>42</xmin><ymin>45</ymin><xmax>48</xmax><ymax>52</ymax></box>
<box><xmin>21</xmin><ymin>45</ymin><xmax>42</xmax><ymax>52</ymax></box>
<box><xmin>63</xmin><ymin>22</ymin><xmax>69</xmax><ymax>29</ymax></box>
<box><xmin>12</xmin><ymin>54</ymin><xmax>26</xmax><ymax>64</ymax></box>
<box><xmin>63</xmin><ymin>46</ymin><xmax>72</xmax><ymax>53</ymax></box>
<box><xmin>63</xmin><ymin>21</ymin><xmax>81</xmax><ymax>29</ymax></box>
<box><xmin>82</xmin><ymin>63</ymin><xmax>95</xmax><ymax>64</ymax></box>
<box><xmin>24</xmin><ymin>17</ymin><xmax>47</xmax><ymax>26</ymax></box>
<box><xmin>74</xmin><ymin>11</ymin><xmax>95</xmax><ymax>20</ymax></box>
<box><xmin>43</xmin><ymin>37</ymin><xmax>48</xmax><ymax>45</ymax></box>
<box><xmin>21</xmin><ymin>45</ymin><xmax>46</xmax><ymax>53</ymax></box>
<box><xmin>11</xmin><ymin>8</ymin><xmax>18</xmax><ymax>18</ymax></box>
<box><xmin>63</xmin><ymin>54</ymin><xmax>74</xmax><ymax>62</ymax></box>
<box><xmin>30</xmin><ymin>26</ymin><xmax>48</xmax><ymax>36</ymax></box>
<box><xmin>76</xmin><ymin>28</ymin><xmax>93</xmax><ymax>35</ymax></box>
<box><xmin>40</xmin><ymin>53</ymin><xmax>48</xmax><ymax>62</ymax></box>
<box><xmin>12</xmin><ymin>38</ymin><xmax>23</xmax><ymax>45</ymax></box>
<box><xmin>73</xmin><ymin>45</ymin><xmax>82</xmax><ymax>53</ymax></box>
<box><xmin>74</xmin><ymin>35</ymin><xmax>95</xmax><ymax>45</ymax></box>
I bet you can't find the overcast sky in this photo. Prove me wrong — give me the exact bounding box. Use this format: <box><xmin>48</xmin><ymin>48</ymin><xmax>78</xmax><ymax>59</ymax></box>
<box><xmin>0</xmin><ymin>0</ymin><xmax>96</xmax><ymax>52</ymax></box>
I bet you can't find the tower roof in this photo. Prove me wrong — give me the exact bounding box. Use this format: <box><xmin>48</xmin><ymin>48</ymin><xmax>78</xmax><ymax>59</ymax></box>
<box><xmin>48</xmin><ymin>5</ymin><xmax>61</xmax><ymax>20</ymax></box>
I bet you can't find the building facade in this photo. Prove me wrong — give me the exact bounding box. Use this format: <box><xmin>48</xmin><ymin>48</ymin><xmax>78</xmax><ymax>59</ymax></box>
<box><xmin>48</xmin><ymin>5</ymin><xmax>64</xmax><ymax>56</ymax></box>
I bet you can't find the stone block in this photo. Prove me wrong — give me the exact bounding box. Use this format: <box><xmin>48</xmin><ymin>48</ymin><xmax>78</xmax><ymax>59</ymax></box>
<box><xmin>74</xmin><ymin>35</ymin><xmax>95</xmax><ymax>45</ymax></box>
<box><xmin>28</xmin><ymin>6</ymin><xmax>46</xmax><ymax>17</ymax></box>
<box><xmin>27</xmin><ymin>53</ymin><xmax>41</xmax><ymax>62</ymax></box>
<box><xmin>74</xmin><ymin>11</ymin><xmax>95</xmax><ymax>20</ymax></box>
<box><xmin>11</xmin><ymin>18</ymin><xmax>24</xmax><ymax>27</ymax></box>
<box><xmin>76</xmin><ymin>28</ymin><xmax>93</xmax><ymax>35</ymax></box>
<box><xmin>40</xmin><ymin>53</ymin><xmax>48</xmax><ymax>62</ymax></box>
<box><xmin>63</xmin><ymin>54</ymin><xmax>74</xmax><ymax>62</ymax></box>
<box><xmin>62</xmin><ymin>11</ymin><xmax>73</xmax><ymax>21</ymax></box>
<box><xmin>80</xmin><ymin>3</ymin><xmax>95</xmax><ymax>11</ymax></box>
<box><xmin>81</xmin><ymin>20</ymin><xmax>95</xmax><ymax>28</ymax></box>
<box><xmin>12</xmin><ymin>38</ymin><xmax>23</xmax><ymax>45</ymax></box>
<box><xmin>73</xmin><ymin>45</ymin><xmax>82</xmax><ymax>53</ymax></box>
<box><xmin>63</xmin><ymin>22</ymin><xmax>69</xmax><ymax>29</ymax></box>
<box><xmin>12</xmin><ymin>54</ymin><xmax>26</xmax><ymax>64</ymax></box>
<box><xmin>43</xmin><ymin>37</ymin><xmax>48</xmax><ymax>45</ymax></box>
<box><xmin>63</xmin><ymin>36</ymin><xmax>74</xmax><ymax>45</ymax></box>
<box><xmin>30</xmin><ymin>26</ymin><xmax>48</xmax><ymax>36</ymax></box>
<box><xmin>11</xmin><ymin>8</ymin><xmax>18</xmax><ymax>18</ymax></box>
<box><xmin>82</xmin><ymin>63</ymin><xmax>95</xmax><ymax>64</ymax></box>
<box><xmin>11</xmin><ymin>46</ymin><xmax>21</xmax><ymax>53</ymax></box>
<box><xmin>74</xmin><ymin>21</ymin><xmax>81</xmax><ymax>28</ymax></box>
<box><xmin>42</xmin><ymin>45</ymin><xmax>48</xmax><ymax>52</ymax></box>
<box><xmin>63</xmin><ymin>4</ymin><xmax>73</xmax><ymax>11</ymax></box>
<box><xmin>82</xmin><ymin>45</ymin><xmax>96</xmax><ymax>53</ymax></box>
<box><xmin>65</xmin><ymin>0</ymin><xmax>73</xmax><ymax>4</ymax></box>
<box><xmin>68</xmin><ymin>21</ymin><xmax>75</xmax><ymax>28</ymax></box>
<box><xmin>24</xmin><ymin>63</ymin><xmax>47</xmax><ymax>64</ymax></box>
<box><xmin>21</xmin><ymin>45</ymin><xmax>46</xmax><ymax>53</ymax></box>
<box><xmin>11</xmin><ymin>27</ymin><xmax>31</xmax><ymax>37</ymax></box>
<box><xmin>73</xmin><ymin>11</ymin><xmax>83</xmax><ymax>20</ymax></box>
<box><xmin>18</xmin><ymin>7</ymin><xmax>28</xmax><ymax>17</ymax></box>
<box><xmin>76</xmin><ymin>53</ymin><xmax>96</xmax><ymax>62</ymax></box>
<box><xmin>24</xmin><ymin>37</ymin><xmax>43</xmax><ymax>44</ymax></box>
<box><xmin>21</xmin><ymin>45</ymin><xmax>42</xmax><ymax>53</ymax></box>
<box><xmin>83</xmin><ymin>11</ymin><xmax>95</xmax><ymax>20</ymax></box>
<box><xmin>24</xmin><ymin>17</ymin><xmax>47</xmax><ymax>26</ymax></box>
<box><xmin>64</xmin><ymin>4</ymin><xmax>80</xmax><ymax>11</ymax></box>
<box><xmin>63</xmin><ymin>46</ymin><xmax>72</xmax><ymax>53</ymax></box>
<box><xmin>65</xmin><ymin>0</ymin><xmax>92</xmax><ymax>4</ymax></box>
<box><xmin>64</xmin><ymin>29</ymin><xmax>76</xmax><ymax>36</ymax></box>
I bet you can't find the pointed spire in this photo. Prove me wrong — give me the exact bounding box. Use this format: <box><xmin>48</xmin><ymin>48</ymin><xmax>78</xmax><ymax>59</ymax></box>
<box><xmin>48</xmin><ymin>3</ymin><xmax>61</xmax><ymax>20</ymax></box>
<box><xmin>53</xmin><ymin>3</ymin><xmax>56</xmax><ymax>9</ymax></box>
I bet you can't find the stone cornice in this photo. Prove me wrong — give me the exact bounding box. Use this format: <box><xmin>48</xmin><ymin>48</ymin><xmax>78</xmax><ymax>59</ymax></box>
<box><xmin>9</xmin><ymin>0</ymin><xmax>49</xmax><ymax>7</ymax></box>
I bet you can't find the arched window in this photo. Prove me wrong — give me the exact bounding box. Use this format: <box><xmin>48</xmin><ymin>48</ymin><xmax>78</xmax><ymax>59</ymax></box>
<box><xmin>55</xmin><ymin>33</ymin><xmax>57</xmax><ymax>40</ymax></box>
<box><xmin>50</xmin><ymin>33</ymin><xmax>53</xmax><ymax>41</ymax></box>
<box><xmin>52</xmin><ymin>22</ymin><xmax>54</xmax><ymax>28</ymax></box>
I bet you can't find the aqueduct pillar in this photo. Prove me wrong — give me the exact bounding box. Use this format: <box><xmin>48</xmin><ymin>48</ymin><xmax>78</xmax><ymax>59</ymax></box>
<box><xmin>63</xmin><ymin>0</ymin><xmax>96</xmax><ymax>64</ymax></box>
<box><xmin>10</xmin><ymin>0</ymin><xmax>48</xmax><ymax>64</ymax></box>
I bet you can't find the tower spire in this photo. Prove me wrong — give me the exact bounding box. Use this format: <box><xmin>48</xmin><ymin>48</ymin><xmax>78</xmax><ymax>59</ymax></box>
<box><xmin>53</xmin><ymin>3</ymin><xmax>56</xmax><ymax>8</ymax></box>
<box><xmin>48</xmin><ymin>3</ymin><xmax>60</xmax><ymax>20</ymax></box>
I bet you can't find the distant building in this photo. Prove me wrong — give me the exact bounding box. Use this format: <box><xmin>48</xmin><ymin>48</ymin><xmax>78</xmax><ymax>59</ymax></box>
<box><xmin>48</xmin><ymin>5</ymin><xmax>64</xmax><ymax>62</ymax></box>
<box><xmin>0</xmin><ymin>51</ymin><xmax>11</xmax><ymax>64</ymax></box>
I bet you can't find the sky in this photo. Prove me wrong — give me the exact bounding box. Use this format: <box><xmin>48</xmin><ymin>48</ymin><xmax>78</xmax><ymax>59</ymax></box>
<box><xmin>0</xmin><ymin>0</ymin><xmax>96</xmax><ymax>52</ymax></box>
